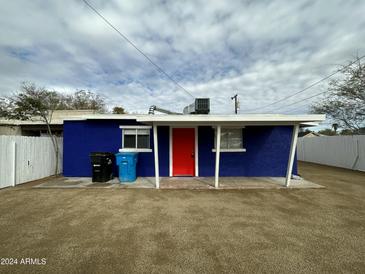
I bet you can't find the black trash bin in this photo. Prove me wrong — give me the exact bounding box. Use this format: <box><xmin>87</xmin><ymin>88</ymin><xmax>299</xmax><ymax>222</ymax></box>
<box><xmin>90</xmin><ymin>152</ymin><xmax>115</xmax><ymax>182</ymax></box>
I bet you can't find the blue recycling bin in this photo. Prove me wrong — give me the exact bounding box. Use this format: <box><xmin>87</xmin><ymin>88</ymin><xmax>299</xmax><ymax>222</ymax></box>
<box><xmin>115</xmin><ymin>152</ymin><xmax>138</xmax><ymax>183</ymax></box>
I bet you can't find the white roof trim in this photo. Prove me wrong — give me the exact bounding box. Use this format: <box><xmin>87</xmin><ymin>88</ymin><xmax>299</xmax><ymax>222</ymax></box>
<box><xmin>299</xmin><ymin>122</ymin><xmax>321</xmax><ymax>127</ymax></box>
<box><xmin>136</xmin><ymin>114</ymin><xmax>325</xmax><ymax>123</ymax></box>
<box><xmin>67</xmin><ymin>114</ymin><xmax>138</xmax><ymax>121</ymax></box>
<box><xmin>62</xmin><ymin>113</ymin><xmax>326</xmax><ymax>124</ymax></box>
<box><xmin>119</xmin><ymin>125</ymin><xmax>152</xmax><ymax>129</ymax></box>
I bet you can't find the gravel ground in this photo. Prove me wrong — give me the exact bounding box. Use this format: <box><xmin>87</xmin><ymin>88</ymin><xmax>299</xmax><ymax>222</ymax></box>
<box><xmin>0</xmin><ymin>161</ymin><xmax>364</xmax><ymax>273</ymax></box>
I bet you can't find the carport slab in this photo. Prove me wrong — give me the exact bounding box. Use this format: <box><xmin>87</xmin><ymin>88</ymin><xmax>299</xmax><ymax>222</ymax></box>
<box><xmin>33</xmin><ymin>176</ymin><xmax>323</xmax><ymax>189</ymax></box>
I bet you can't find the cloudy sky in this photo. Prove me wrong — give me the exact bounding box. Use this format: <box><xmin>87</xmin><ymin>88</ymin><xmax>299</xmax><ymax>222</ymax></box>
<box><xmin>0</xmin><ymin>0</ymin><xmax>364</xmax><ymax>116</ymax></box>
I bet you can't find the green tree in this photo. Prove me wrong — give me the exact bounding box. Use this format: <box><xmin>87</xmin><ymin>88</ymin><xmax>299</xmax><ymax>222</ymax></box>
<box><xmin>317</xmin><ymin>128</ymin><xmax>336</xmax><ymax>136</ymax></box>
<box><xmin>112</xmin><ymin>106</ymin><xmax>126</xmax><ymax>114</ymax></box>
<box><xmin>340</xmin><ymin>129</ymin><xmax>354</xmax><ymax>135</ymax></box>
<box><xmin>311</xmin><ymin>56</ymin><xmax>365</xmax><ymax>133</ymax></box>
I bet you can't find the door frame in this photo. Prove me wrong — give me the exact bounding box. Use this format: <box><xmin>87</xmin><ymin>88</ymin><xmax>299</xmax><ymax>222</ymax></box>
<box><xmin>169</xmin><ymin>126</ymin><xmax>199</xmax><ymax>177</ymax></box>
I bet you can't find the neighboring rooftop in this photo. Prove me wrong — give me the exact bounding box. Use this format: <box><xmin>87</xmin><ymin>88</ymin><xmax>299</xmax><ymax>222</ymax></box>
<box><xmin>0</xmin><ymin>110</ymin><xmax>98</xmax><ymax>125</ymax></box>
<box><xmin>298</xmin><ymin>131</ymin><xmax>323</xmax><ymax>137</ymax></box>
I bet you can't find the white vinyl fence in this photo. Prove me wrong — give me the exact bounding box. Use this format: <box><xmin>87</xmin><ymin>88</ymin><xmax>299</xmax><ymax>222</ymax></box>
<box><xmin>297</xmin><ymin>135</ymin><xmax>365</xmax><ymax>172</ymax></box>
<box><xmin>0</xmin><ymin>136</ymin><xmax>63</xmax><ymax>189</ymax></box>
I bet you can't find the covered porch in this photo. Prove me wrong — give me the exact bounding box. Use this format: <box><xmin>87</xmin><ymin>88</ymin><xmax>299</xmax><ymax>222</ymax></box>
<box><xmin>142</xmin><ymin>115</ymin><xmax>312</xmax><ymax>189</ymax></box>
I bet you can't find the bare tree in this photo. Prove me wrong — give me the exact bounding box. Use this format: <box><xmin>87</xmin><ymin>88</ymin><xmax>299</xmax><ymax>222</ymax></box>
<box><xmin>311</xmin><ymin>56</ymin><xmax>365</xmax><ymax>133</ymax></box>
<box><xmin>2</xmin><ymin>83</ymin><xmax>62</xmax><ymax>174</ymax></box>
<box><xmin>64</xmin><ymin>90</ymin><xmax>106</xmax><ymax>112</ymax></box>
<box><xmin>0</xmin><ymin>98</ymin><xmax>8</xmax><ymax>117</ymax></box>
<box><xmin>1</xmin><ymin>83</ymin><xmax>110</xmax><ymax>174</ymax></box>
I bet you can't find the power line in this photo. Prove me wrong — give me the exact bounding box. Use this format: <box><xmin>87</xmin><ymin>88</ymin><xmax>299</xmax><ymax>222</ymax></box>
<box><xmin>274</xmin><ymin>93</ymin><xmax>324</xmax><ymax>114</ymax></box>
<box><xmin>285</xmin><ymin>103</ymin><xmax>316</xmax><ymax>114</ymax></box>
<box><xmin>245</xmin><ymin>54</ymin><xmax>365</xmax><ymax>113</ymax></box>
<box><xmin>284</xmin><ymin>104</ymin><xmax>313</xmax><ymax>114</ymax></box>
<box><xmin>81</xmin><ymin>0</ymin><xmax>195</xmax><ymax>99</ymax></box>
<box><xmin>268</xmin><ymin>90</ymin><xmax>327</xmax><ymax>113</ymax></box>
<box><xmin>284</xmin><ymin>95</ymin><xmax>327</xmax><ymax>114</ymax></box>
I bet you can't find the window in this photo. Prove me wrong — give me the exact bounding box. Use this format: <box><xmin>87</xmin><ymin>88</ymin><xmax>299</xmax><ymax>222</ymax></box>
<box><xmin>136</xmin><ymin>129</ymin><xmax>150</xmax><ymax>149</ymax></box>
<box><xmin>213</xmin><ymin>128</ymin><xmax>246</xmax><ymax>152</ymax></box>
<box><xmin>120</xmin><ymin>126</ymin><xmax>152</xmax><ymax>152</ymax></box>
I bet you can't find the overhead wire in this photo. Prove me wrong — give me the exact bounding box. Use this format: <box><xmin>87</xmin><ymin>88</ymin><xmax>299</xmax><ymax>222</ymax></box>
<box><xmin>82</xmin><ymin>0</ymin><xmax>364</xmax><ymax>110</ymax></box>
<box><xmin>268</xmin><ymin>90</ymin><xmax>327</xmax><ymax>113</ymax></box>
<box><xmin>81</xmin><ymin>0</ymin><xmax>195</xmax><ymax>99</ymax></box>
<box><xmin>245</xmin><ymin>54</ymin><xmax>365</xmax><ymax>113</ymax></box>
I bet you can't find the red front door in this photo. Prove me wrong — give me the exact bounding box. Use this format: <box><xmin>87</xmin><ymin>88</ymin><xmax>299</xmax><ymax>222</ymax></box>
<box><xmin>172</xmin><ymin>128</ymin><xmax>195</xmax><ymax>176</ymax></box>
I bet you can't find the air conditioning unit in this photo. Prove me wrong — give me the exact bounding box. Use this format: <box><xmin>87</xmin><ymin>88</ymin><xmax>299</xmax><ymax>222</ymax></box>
<box><xmin>183</xmin><ymin>98</ymin><xmax>210</xmax><ymax>114</ymax></box>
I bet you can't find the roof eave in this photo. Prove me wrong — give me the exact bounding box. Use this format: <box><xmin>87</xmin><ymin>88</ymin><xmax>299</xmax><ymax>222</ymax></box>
<box><xmin>62</xmin><ymin>114</ymin><xmax>326</xmax><ymax>125</ymax></box>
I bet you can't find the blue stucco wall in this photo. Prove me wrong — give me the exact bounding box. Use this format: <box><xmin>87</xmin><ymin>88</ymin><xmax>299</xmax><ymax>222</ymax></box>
<box><xmin>198</xmin><ymin>126</ymin><xmax>297</xmax><ymax>177</ymax></box>
<box><xmin>63</xmin><ymin>120</ymin><xmax>297</xmax><ymax>177</ymax></box>
<box><xmin>63</xmin><ymin>120</ymin><xmax>169</xmax><ymax>177</ymax></box>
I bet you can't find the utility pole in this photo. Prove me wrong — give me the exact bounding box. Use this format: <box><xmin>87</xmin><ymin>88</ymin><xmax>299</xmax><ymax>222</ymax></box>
<box><xmin>231</xmin><ymin>94</ymin><xmax>239</xmax><ymax>114</ymax></box>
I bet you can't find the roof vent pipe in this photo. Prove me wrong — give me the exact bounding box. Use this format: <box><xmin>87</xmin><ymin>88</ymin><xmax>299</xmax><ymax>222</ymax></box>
<box><xmin>148</xmin><ymin>105</ymin><xmax>182</xmax><ymax>115</ymax></box>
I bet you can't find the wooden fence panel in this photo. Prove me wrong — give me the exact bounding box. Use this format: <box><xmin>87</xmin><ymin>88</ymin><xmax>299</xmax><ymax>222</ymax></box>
<box><xmin>0</xmin><ymin>136</ymin><xmax>63</xmax><ymax>189</ymax></box>
<box><xmin>297</xmin><ymin>135</ymin><xmax>365</xmax><ymax>172</ymax></box>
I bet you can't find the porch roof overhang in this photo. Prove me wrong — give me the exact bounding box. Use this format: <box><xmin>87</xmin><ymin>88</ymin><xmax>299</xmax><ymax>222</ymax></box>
<box><xmin>69</xmin><ymin>113</ymin><xmax>325</xmax><ymax>127</ymax></box>
<box><xmin>136</xmin><ymin>114</ymin><xmax>325</xmax><ymax>126</ymax></box>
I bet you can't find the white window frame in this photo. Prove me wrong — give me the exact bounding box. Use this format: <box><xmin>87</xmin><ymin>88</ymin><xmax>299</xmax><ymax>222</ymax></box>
<box><xmin>119</xmin><ymin>125</ymin><xmax>152</xmax><ymax>152</ymax></box>
<box><xmin>212</xmin><ymin>127</ymin><xmax>246</xmax><ymax>152</ymax></box>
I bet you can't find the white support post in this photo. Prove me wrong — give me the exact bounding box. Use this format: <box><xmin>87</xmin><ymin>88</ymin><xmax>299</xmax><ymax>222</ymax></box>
<box><xmin>215</xmin><ymin>125</ymin><xmax>221</xmax><ymax>189</ymax></box>
<box><xmin>11</xmin><ymin>141</ymin><xmax>16</xmax><ymax>187</ymax></box>
<box><xmin>153</xmin><ymin>124</ymin><xmax>160</xmax><ymax>189</ymax></box>
<box><xmin>285</xmin><ymin>124</ymin><xmax>299</xmax><ymax>187</ymax></box>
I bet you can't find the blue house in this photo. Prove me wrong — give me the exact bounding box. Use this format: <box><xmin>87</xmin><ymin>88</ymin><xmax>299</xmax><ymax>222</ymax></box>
<box><xmin>63</xmin><ymin>114</ymin><xmax>325</xmax><ymax>188</ymax></box>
